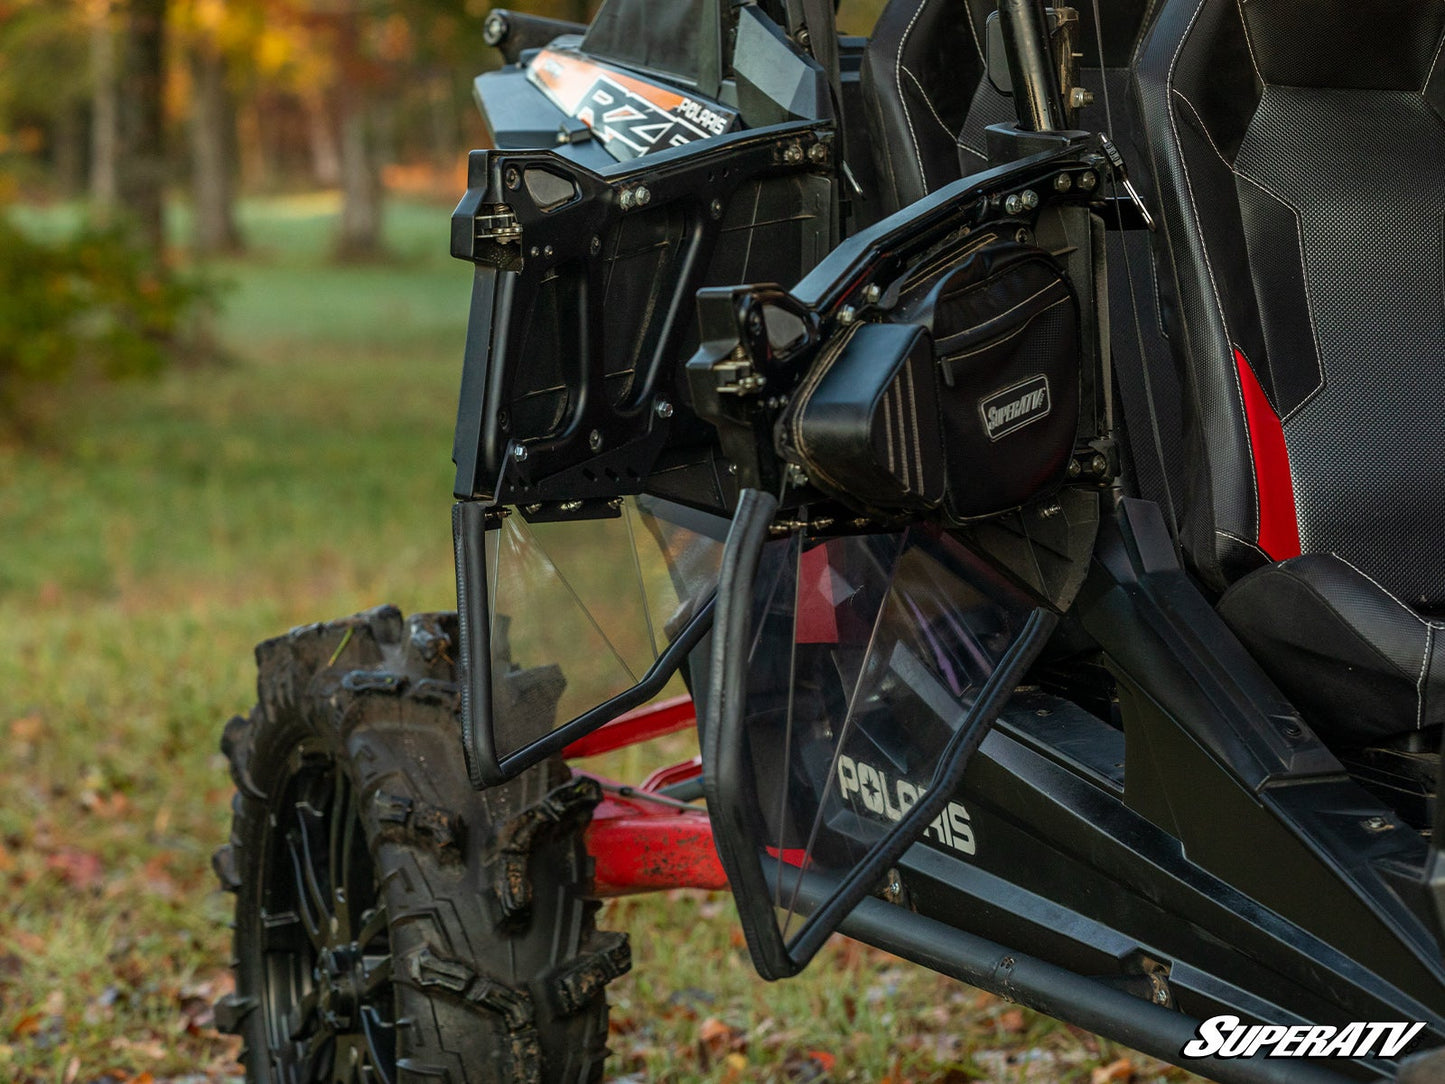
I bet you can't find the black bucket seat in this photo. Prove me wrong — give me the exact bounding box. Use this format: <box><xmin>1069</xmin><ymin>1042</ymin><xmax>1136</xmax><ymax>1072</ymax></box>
<box><xmin>1134</xmin><ymin>0</ymin><xmax>1445</xmax><ymax>745</ymax></box>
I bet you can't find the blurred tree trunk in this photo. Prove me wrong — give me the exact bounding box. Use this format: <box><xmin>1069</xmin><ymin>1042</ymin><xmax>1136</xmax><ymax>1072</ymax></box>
<box><xmin>90</xmin><ymin>0</ymin><xmax>118</xmax><ymax>215</ymax></box>
<box><xmin>304</xmin><ymin>90</ymin><xmax>341</xmax><ymax>188</ymax></box>
<box><xmin>333</xmin><ymin>4</ymin><xmax>382</xmax><ymax>260</ymax></box>
<box><xmin>336</xmin><ymin>86</ymin><xmax>382</xmax><ymax>259</ymax></box>
<box><xmin>117</xmin><ymin>0</ymin><xmax>168</xmax><ymax>258</ymax></box>
<box><xmin>55</xmin><ymin>105</ymin><xmax>86</xmax><ymax>197</ymax></box>
<box><xmin>189</xmin><ymin>36</ymin><xmax>244</xmax><ymax>255</ymax></box>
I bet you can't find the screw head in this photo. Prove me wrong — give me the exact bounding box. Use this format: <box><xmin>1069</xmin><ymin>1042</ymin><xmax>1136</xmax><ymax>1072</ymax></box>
<box><xmin>504</xmin><ymin>166</ymin><xmax>520</xmax><ymax>190</ymax></box>
<box><xmin>1020</xmin><ymin>189</ymin><xmax>1039</xmax><ymax>210</ymax></box>
<box><xmin>783</xmin><ymin>143</ymin><xmax>804</xmax><ymax>165</ymax></box>
<box><xmin>838</xmin><ymin>306</ymin><xmax>857</xmax><ymax>325</ymax></box>
<box><xmin>709</xmin><ymin>198</ymin><xmax>724</xmax><ymax>220</ymax></box>
<box><xmin>634</xmin><ymin>185</ymin><xmax>651</xmax><ymax>206</ymax></box>
<box><xmin>1005</xmin><ymin>193</ymin><xmax>1024</xmax><ymax>215</ymax></box>
<box><xmin>555</xmin><ymin>129</ymin><xmax>569</xmax><ymax>145</ymax></box>
<box><xmin>1153</xmin><ymin>985</ymin><xmax>1170</xmax><ymax>1006</ymax></box>
<box><xmin>1054</xmin><ymin>172</ymin><xmax>1073</xmax><ymax>192</ymax></box>
<box><xmin>482</xmin><ymin>11</ymin><xmax>508</xmax><ymax>45</ymax></box>
<box><xmin>543</xmin><ymin>244</ymin><xmax>554</xmax><ymax>257</ymax></box>
<box><xmin>1090</xmin><ymin>452</ymin><xmax>1109</xmax><ymax>475</ymax></box>
<box><xmin>528</xmin><ymin>245</ymin><xmax>539</xmax><ymax>257</ymax></box>
<box><xmin>1069</xmin><ymin>86</ymin><xmax>1095</xmax><ymax>109</ymax></box>
<box><xmin>808</xmin><ymin>142</ymin><xmax>828</xmax><ymax>164</ymax></box>
<box><xmin>589</xmin><ymin>235</ymin><xmax>601</xmax><ymax>255</ymax></box>
<box><xmin>1078</xmin><ymin>170</ymin><xmax>1098</xmax><ymax>192</ymax></box>
<box><xmin>619</xmin><ymin>189</ymin><xmax>634</xmax><ymax>210</ymax></box>
<box><xmin>862</xmin><ymin>283</ymin><xmax>882</xmax><ymax>304</ymax></box>
<box><xmin>1362</xmin><ymin>815</ymin><xmax>1391</xmax><ymax>832</ymax></box>
<box><xmin>654</xmin><ymin>399</ymin><xmax>674</xmax><ymax>419</ymax></box>
<box><xmin>588</xmin><ymin>429</ymin><xmax>603</xmax><ymax>452</ymax></box>
<box><xmin>511</xmin><ymin>443</ymin><xmax>528</xmax><ymax>462</ymax></box>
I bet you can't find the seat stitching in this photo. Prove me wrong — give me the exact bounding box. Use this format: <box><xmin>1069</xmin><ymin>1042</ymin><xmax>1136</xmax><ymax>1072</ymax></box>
<box><xmin>1228</xmin><ymin>173</ymin><xmax>1326</xmax><ymax>422</ymax></box>
<box><xmin>1234</xmin><ymin>0</ymin><xmax>1266</xmax><ymax>85</ymax></box>
<box><xmin>1329</xmin><ymin>553</ymin><xmax>1432</xmax><ymax>630</ymax></box>
<box><xmin>1423</xmin><ymin>27</ymin><xmax>1445</xmax><ymax>93</ymax></box>
<box><xmin>896</xmin><ymin>2</ymin><xmax>932</xmax><ymax>195</ymax></box>
<box><xmin>1164</xmin><ymin>7</ymin><xmax>1261</xmax><ymax>537</ymax></box>
<box><xmin>962</xmin><ymin>0</ymin><xmax>986</xmax><ymax>63</ymax></box>
<box><xmin>1417</xmin><ymin>624</ymin><xmax>1433</xmax><ymax>729</ymax></box>
<box><xmin>903</xmin><ymin>66</ymin><xmax>960</xmax><ymax>139</ymax></box>
<box><xmin>1215</xmin><ymin>528</ymin><xmax>1271</xmax><ymax>564</ymax></box>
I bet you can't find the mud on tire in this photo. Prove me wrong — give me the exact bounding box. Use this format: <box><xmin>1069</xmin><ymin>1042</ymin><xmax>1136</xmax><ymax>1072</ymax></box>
<box><xmin>212</xmin><ymin>606</ymin><xmax>629</xmax><ymax>1084</ymax></box>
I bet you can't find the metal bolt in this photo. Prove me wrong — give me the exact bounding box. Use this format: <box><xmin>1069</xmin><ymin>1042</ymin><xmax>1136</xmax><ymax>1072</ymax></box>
<box><xmin>528</xmin><ymin>245</ymin><xmax>539</xmax><ymax>257</ymax></box>
<box><xmin>1078</xmin><ymin>170</ymin><xmax>1098</xmax><ymax>192</ymax></box>
<box><xmin>619</xmin><ymin>189</ymin><xmax>635</xmax><ymax>210</ymax></box>
<box><xmin>524</xmin><ymin>503</ymin><xmax>542</xmax><ymax>515</ymax></box>
<box><xmin>786</xmin><ymin>463</ymin><xmax>809</xmax><ymax>487</ymax></box>
<box><xmin>1015</xmin><ymin>228</ymin><xmax>1031</xmax><ymax>244</ymax></box>
<box><xmin>838</xmin><ymin>306</ymin><xmax>857</xmax><ymax>325</ymax></box>
<box><xmin>1005</xmin><ymin>193</ymin><xmax>1025</xmax><ymax>215</ymax></box>
<box><xmin>783</xmin><ymin>143</ymin><xmax>805</xmax><ymax>165</ymax></box>
<box><xmin>511</xmin><ymin>444</ymin><xmax>528</xmax><ymax>462</ymax></box>
<box><xmin>654</xmin><ymin>399</ymin><xmax>674</xmax><ymax>419</ymax></box>
<box><xmin>883</xmin><ymin>869</ymin><xmax>903</xmax><ymax>901</ymax></box>
<box><xmin>504</xmin><ymin>166</ymin><xmax>520</xmax><ymax>190</ymax></box>
<box><xmin>555</xmin><ymin>129</ymin><xmax>569</xmax><ymax>145</ymax></box>
<box><xmin>634</xmin><ymin>185</ymin><xmax>651</xmax><ymax>206</ymax></box>
<box><xmin>808</xmin><ymin>142</ymin><xmax>828</xmax><ymax>164</ymax></box>
<box><xmin>590</xmin><ymin>235</ymin><xmax>601</xmax><ymax>255</ymax></box>
<box><xmin>709</xmin><ymin>198</ymin><xmax>724</xmax><ymax>220</ymax></box>
<box><xmin>1090</xmin><ymin>452</ymin><xmax>1109</xmax><ymax>475</ymax></box>
<box><xmin>1069</xmin><ymin>86</ymin><xmax>1095</xmax><ymax>109</ymax></box>
<box><xmin>862</xmin><ymin>283</ymin><xmax>882</xmax><ymax>304</ymax></box>
<box><xmin>482</xmin><ymin>11</ymin><xmax>508</xmax><ymax>45</ymax></box>
<box><xmin>543</xmin><ymin>244</ymin><xmax>554</xmax><ymax>258</ymax></box>
<box><xmin>1153</xmin><ymin>984</ymin><xmax>1170</xmax><ymax>1006</ymax></box>
<box><xmin>1054</xmin><ymin>173</ymin><xmax>1073</xmax><ymax>192</ymax></box>
<box><xmin>1020</xmin><ymin>189</ymin><xmax>1039</xmax><ymax>210</ymax></box>
<box><xmin>559</xmin><ymin>500</ymin><xmax>582</xmax><ymax>512</ymax></box>
<box><xmin>1362</xmin><ymin>816</ymin><xmax>1392</xmax><ymax>832</ymax></box>
<box><xmin>1067</xmin><ymin>458</ymin><xmax>1082</xmax><ymax>479</ymax></box>
<box><xmin>588</xmin><ymin>429</ymin><xmax>603</xmax><ymax>452</ymax></box>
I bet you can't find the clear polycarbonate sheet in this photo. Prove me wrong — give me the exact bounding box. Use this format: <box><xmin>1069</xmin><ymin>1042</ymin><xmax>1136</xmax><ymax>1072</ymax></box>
<box><xmin>738</xmin><ymin>527</ymin><xmax>1038</xmax><ymax>941</ymax></box>
<box><xmin>486</xmin><ymin>496</ymin><xmax>723</xmax><ymax>759</ymax></box>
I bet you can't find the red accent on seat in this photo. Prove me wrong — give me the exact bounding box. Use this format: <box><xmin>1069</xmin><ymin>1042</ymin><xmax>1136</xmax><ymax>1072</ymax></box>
<box><xmin>1233</xmin><ymin>349</ymin><xmax>1300</xmax><ymax>560</ymax></box>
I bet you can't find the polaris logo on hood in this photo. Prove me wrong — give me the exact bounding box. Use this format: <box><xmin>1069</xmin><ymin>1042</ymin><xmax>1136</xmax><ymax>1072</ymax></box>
<box><xmin>980</xmin><ymin>375</ymin><xmax>1051</xmax><ymax>441</ymax></box>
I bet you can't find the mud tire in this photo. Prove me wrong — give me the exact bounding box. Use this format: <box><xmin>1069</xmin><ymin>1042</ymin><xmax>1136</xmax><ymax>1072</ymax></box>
<box><xmin>213</xmin><ymin>606</ymin><xmax>625</xmax><ymax>1084</ymax></box>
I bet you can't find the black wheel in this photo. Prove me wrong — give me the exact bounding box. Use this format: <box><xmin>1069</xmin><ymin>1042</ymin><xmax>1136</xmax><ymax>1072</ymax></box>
<box><xmin>213</xmin><ymin>606</ymin><xmax>629</xmax><ymax>1084</ymax></box>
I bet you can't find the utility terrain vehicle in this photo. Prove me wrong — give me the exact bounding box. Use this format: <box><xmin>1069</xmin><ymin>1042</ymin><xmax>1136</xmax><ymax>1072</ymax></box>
<box><xmin>213</xmin><ymin>0</ymin><xmax>1445</xmax><ymax>1081</ymax></box>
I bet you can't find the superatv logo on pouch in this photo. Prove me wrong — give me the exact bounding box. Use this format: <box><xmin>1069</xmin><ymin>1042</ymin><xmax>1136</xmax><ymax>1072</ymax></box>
<box><xmin>1181</xmin><ymin>1015</ymin><xmax>1426</xmax><ymax>1059</ymax></box>
<box><xmin>836</xmin><ymin>754</ymin><xmax>976</xmax><ymax>856</ymax></box>
<box><xmin>980</xmin><ymin>374</ymin><xmax>1051</xmax><ymax>441</ymax></box>
<box><xmin>528</xmin><ymin>49</ymin><xmax>738</xmax><ymax>163</ymax></box>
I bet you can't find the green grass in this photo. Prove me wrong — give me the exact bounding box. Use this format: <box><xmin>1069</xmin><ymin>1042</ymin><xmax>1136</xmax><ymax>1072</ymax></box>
<box><xmin>0</xmin><ymin>194</ymin><xmax>1199</xmax><ymax>1084</ymax></box>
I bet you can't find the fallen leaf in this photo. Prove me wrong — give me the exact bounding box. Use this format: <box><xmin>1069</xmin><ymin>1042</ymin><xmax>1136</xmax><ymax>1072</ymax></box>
<box><xmin>720</xmin><ymin>1051</ymin><xmax>749</xmax><ymax>1083</ymax></box>
<box><xmin>1092</xmin><ymin>1057</ymin><xmax>1135</xmax><ymax>1084</ymax></box>
<box><xmin>45</xmin><ymin>847</ymin><xmax>105</xmax><ymax>891</ymax></box>
<box><xmin>697</xmin><ymin>1016</ymin><xmax>746</xmax><ymax>1066</ymax></box>
<box><xmin>996</xmin><ymin>1009</ymin><xmax>1026</xmax><ymax>1034</ymax></box>
<box><xmin>9</xmin><ymin>715</ymin><xmax>42</xmax><ymax>743</ymax></box>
